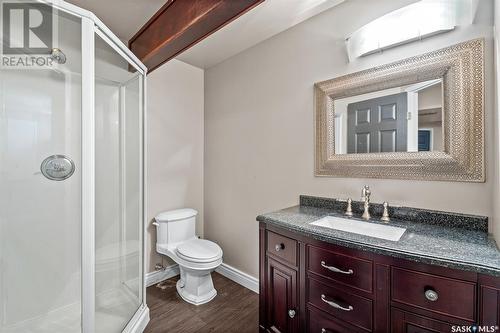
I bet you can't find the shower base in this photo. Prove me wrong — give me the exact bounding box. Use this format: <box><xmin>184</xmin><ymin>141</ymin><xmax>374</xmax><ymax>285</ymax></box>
<box><xmin>1</xmin><ymin>286</ymin><xmax>144</xmax><ymax>333</ymax></box>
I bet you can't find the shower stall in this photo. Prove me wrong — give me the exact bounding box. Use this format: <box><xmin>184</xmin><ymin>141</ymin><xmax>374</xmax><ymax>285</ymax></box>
<box><xmin>0</xmin><ymin>1</ymin><xmax>148</xmax><ymax>332</ymax></box>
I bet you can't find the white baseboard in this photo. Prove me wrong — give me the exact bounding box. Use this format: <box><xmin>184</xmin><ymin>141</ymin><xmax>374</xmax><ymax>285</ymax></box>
<box><xmin>145</xmin><ymin>264</ymin><xmax>180</xmax><ymax>287</ymax></box>
<box><xmin>216</xmin><ymin>263</ymin><xmax>259</xmax><ymax>294</ymax></box>
<box><xmin>145</xmin><ymin>262</ymin><xmax>259</xmax><ymax>294</ymax></box>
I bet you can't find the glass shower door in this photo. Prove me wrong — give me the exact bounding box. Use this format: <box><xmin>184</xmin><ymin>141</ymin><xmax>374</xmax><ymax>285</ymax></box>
<box><xmin>0</xmin><ymin>6</ymin><xmax>83</xmax><ymax>333</ymax></box>
<box><xmin>94</xmin><ymin>32</ymin><xmax>143</xmax><ymax>332</ymax></box>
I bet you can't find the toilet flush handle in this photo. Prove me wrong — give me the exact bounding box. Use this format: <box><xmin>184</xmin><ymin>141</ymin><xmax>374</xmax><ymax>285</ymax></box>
<box><xmin>152</xmin><ymin>221</ymin><xmax>159</xmax><ymax>227</ymax></box>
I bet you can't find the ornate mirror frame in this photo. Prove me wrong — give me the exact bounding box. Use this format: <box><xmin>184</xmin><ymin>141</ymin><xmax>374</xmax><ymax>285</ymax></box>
<box><xmin>314</xmin><ymin>39</ymin><xmax>485</xmax><ymax>182</ymax></box>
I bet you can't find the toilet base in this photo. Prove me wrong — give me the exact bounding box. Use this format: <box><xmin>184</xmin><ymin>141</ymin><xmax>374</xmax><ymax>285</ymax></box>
<box><xmin>176</xmin><ymin>266</ymin><xmax>218</xmax><ymax>305</ymax></box>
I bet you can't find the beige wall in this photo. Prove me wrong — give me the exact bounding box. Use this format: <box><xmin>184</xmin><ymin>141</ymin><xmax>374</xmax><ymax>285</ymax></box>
<box><xmin>146</xmin><ymin>59</ymin><xmax>204</xmax><ymax>273</ymax></box>
<box><xmin>204</xmin><ymin>0</ymin><xmax>495</xmax><ymax>279</ymax></box>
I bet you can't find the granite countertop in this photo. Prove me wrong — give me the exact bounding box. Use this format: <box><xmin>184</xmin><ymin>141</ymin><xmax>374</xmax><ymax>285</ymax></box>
<box><xmin>257</xmin><ymin>199</ymin><xmax>500</xmax><ymax>277</ymax></box>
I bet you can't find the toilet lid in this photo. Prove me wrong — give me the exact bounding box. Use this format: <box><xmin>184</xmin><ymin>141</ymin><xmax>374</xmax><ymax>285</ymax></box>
<box><xmin>176</xmin><ymin>239</ymin><xmax>222</xmax><ymax>262</ymax></box>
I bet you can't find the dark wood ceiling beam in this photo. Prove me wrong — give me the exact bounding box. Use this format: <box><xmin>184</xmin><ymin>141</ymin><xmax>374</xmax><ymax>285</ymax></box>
<box><xmin>129</xmin><ymin>0</ymin><xmax>264</xmax><ymax>72</ymax></box>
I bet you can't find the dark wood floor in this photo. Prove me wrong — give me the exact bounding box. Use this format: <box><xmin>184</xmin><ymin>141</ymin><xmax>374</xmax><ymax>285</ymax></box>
<box><xmin>145</xmin><ymin>273</ymin><xmax>259</xmax><ymax>333</ymax></box>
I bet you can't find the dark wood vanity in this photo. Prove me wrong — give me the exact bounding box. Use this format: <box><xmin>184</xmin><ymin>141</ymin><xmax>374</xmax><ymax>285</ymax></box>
<box><xmin>259</xmin><ymin>223</ymin><xmax>500</xmax><ymax>333</ymax></box>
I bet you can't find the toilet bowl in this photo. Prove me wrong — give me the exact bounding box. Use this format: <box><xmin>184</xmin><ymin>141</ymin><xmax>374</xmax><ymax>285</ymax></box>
<box><xmin>154</xmin><ymin>209</ymin><xmax>223</xmax><ymax>305</ymax></box>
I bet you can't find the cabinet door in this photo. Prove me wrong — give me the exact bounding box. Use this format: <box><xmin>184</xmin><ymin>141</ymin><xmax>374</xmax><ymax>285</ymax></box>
<box><xmin>479</xmin><ymin>275</ymin><xmax>500</xmax><ymax>328</ymax></box>
<box><xmin>391</xmin><ymin>308</ymin><xmax>463</xmax><ymax>333</ymax></box>
<box><xmin>267</xmin><ymin>257</ymin><xmax>298</xmax><ymax>333</ymax></box>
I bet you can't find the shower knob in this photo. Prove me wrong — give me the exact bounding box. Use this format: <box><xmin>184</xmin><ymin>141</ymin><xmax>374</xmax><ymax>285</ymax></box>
<box><xmin>40</xmin><ymin>155</ymin><xmax>75</xmax><ymax>181</ymax></box>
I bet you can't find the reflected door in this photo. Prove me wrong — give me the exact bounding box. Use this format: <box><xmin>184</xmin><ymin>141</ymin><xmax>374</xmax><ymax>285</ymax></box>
<box><xmin>347</xmin><ymin>93</ymin><xmax>407</xmax><ymax>153</ymax></box>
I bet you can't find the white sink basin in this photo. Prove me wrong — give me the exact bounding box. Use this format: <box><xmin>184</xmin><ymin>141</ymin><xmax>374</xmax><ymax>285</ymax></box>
<box><xmin>310</xmin><ymin>216</ymin><xmax>406</xmax><ymax>241</ymax></box>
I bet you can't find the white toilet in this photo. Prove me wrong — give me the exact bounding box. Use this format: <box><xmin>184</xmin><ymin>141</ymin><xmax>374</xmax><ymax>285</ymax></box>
<box><xmin>153</xmin><ymin>208</ymin><xmax>223</xmax><ymax>305</ymax></box>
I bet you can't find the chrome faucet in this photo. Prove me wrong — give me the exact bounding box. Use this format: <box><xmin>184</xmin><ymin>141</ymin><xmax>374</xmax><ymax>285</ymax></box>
<box><xmin>361</xmin><ymin>185</ymin><xmax>371</xmax><ymax>220</ymax></box>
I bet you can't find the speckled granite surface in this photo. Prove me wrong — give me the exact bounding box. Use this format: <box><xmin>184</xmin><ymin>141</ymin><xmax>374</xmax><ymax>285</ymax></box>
<box><xmin>300</xmin><ymin>195</ymin><xmax>489</xmax><ymax>232</ymax></box>
<box><xmin>257</xmin><ymin>197</ymin><xmax>500</xmax><ymax>277</ymax></box>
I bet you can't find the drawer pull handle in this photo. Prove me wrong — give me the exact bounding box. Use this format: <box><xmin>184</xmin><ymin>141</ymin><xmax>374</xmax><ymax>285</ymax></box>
<box><xmin>321</xmin><ymin>294</ymin><xmax>354</xmax><ymax>312</ymax></box>
<box><xmin>275</xmin><ymin>243</ymin><xmax>285</xmax><ymax>251</ymax></box>
<box><xmin>288</xmin><ymin>309</ymin><xmax>296</xmax><ymax>318</ymax></box>
<box><xmin>321</xmin><ymin>261</ymin><xmax>354</xmax><ymax>275</ymax></box>
<box><xmin>424</xmin><ymin>288</ymin><xmax>439</xmax><ymax>302</ymax></box>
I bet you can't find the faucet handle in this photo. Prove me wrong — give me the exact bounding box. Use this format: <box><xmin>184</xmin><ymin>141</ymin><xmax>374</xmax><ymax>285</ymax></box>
<box><xmin>345</xmin><ymin>198</ymin><xmax>353</xmax><ymax>217</ymax></box>
<box><xmin>361</xmin><ymin>185</ymin><xmax>371</xmax><ymax>199</ymax></box>
<box><xmin>381</xmin><ymin>201</ymin><xmax>390</xmax><ymax>222</ymax></box>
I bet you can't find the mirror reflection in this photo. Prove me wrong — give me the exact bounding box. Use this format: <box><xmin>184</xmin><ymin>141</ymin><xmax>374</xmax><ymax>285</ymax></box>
<box><xmin>334</xmin><ymin>79</ymin><xmax>443</xmax><ymax>154</ymax></box>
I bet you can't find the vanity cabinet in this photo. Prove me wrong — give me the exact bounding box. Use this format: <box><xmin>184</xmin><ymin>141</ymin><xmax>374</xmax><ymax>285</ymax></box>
<box><xmin>259</xmin><ymin>223</ymin><xmax>500</xmax><ymax>333</ymax></box>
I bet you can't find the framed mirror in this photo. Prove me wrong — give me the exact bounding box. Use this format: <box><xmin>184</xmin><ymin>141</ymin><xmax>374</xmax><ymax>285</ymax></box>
<box><xmin>314</xmin><ymin>39</ymin><xmax>484</xmax><ymax>182</ymax></box>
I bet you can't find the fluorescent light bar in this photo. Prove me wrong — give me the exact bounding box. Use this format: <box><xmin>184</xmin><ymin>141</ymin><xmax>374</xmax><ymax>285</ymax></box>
<box><xmin>346</xmin><ymin>0</ymin><xmax>475</xmax><ymax>61</ymax></box>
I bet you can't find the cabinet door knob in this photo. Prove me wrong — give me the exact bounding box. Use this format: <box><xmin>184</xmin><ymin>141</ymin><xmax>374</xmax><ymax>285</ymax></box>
<box><xmin>424</xmin><ymin>288</ymin><xmax>439</xmax><ymax>302</ymax></box>
<box><xmin>288</xmin><ymin>309</ymin><xmax>296</xmax><ymax>318</ymax></box>
<box><xmin>275</xmin><ymin>243</ymin><xmax>285</xmax><ymax>251</ymax></box>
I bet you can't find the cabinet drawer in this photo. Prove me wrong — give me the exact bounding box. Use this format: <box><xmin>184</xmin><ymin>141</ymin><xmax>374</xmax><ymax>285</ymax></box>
<box><xmin>267</xmin><ymin>231</ymin><xmax>297</xmax><ymax>266</ymax></box>
<box><xmin>391</xmin><ymin>267</ymin><xmax>476</xmax><ymax>321</ymax></box>
<box><xmin>308</xmin><ymin>305</ymin><xmax>365</xmax><ymax>333</ymax></box>
<box><xmin>308</xmin><ymin>277</ymin><xmax>373</xmax><ymax>331</ymax></box>
<box><xmin>391</xmin><ymin>307</ymin><xmax>463</xmax><ymax>333</ymax></box>
<box><xmin>308</xmin><ymin>245</ymin><xmax>373</xmax><ymax>293</ymax></box>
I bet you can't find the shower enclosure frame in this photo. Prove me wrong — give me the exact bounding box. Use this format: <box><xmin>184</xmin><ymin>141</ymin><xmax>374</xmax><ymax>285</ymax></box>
<box><xmin>39</xmin><ymin>1</ymin><xmax>149</xmax><ymax>332</ymax></box>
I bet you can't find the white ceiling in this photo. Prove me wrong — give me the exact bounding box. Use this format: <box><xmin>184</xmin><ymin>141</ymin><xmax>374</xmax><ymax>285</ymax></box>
<box><xmin>66</xmin><ymin>0</ymin><xmax>166</xmax><ymax>42</ymax></box>
<box><xmin>177</xmin><ymin>0</ymin><xmax>345</xmax><ymax>69</ymax></box>
<box><xmin>66</xmin><ymin>0</ymin><xmax>345</xmax><ymax>69</ymax></box>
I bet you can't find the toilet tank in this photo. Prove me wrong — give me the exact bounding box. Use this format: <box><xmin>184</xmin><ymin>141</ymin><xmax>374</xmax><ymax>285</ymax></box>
<box><xmin>154</xmin><ymin>208</ymin><xmax>197</xmax><ymax>246</ymax></box>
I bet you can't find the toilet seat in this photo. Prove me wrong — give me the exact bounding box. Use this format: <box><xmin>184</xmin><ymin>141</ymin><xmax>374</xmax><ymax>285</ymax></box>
<box><xmin>176</xmin><ymin>239</ymin><xmax>222</xmax><ymax>263</ymax></box>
